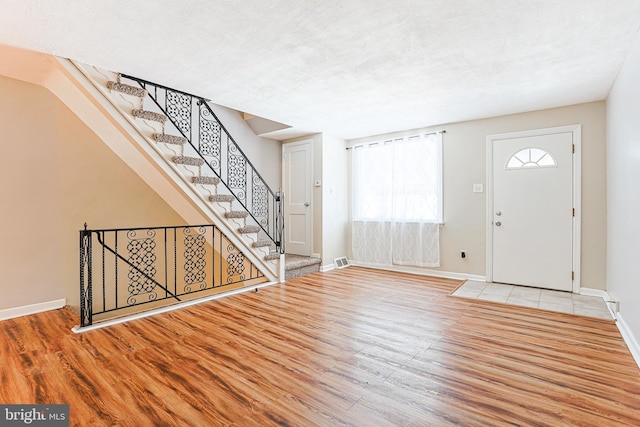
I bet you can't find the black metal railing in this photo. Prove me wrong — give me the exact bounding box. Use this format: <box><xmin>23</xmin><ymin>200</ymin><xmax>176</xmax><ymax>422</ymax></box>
<box><xmin>79</xmin><ymin>223</ymin><xmax>266</xmax><ymax>327</ymax></box>
<box><xmin>120</xmin><ymin>74</ymin><xmax>283</xmax><ymax>252</ymax></box>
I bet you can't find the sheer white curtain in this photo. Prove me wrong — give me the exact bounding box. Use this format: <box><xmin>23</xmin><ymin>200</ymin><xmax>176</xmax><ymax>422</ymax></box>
<box><xmin>351</xmin><ymin>132</ymin><xmax>442</xmax><ymax>267</ymax></box>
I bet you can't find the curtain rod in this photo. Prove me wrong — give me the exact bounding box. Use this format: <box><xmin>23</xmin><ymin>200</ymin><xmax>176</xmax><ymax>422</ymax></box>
<box><xmin>345</xmin><ymin>130</ymin><xmax>446</xmax><ymax>150</ymax></box>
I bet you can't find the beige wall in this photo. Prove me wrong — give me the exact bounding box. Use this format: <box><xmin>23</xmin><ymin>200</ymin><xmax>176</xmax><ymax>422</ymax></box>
<box><xmin>0</xmin><ymin>75</ymin><xmax>61</xmax><ymax>309</ymax></box>
<box><xmin>0</xmin><ymin>75</ymin><xmax>187</xmax><ymax>311</ymax></box>
<box><xmin>606</xmin><ymin>30</ymin><xmax>640</xmax><ymax>339</ymax></box>
<box><xmin>348</xmin><ymin>101</ymin><xmax>607</xmax><ymax>289</ymax></box>
<box><xmin>312</xmin><ymin>134</ymin><xmax>323</xmax><ymax>257</ymax></box>
<box><xmin>321</xmin><ymin>134</ymin><xmax>349</xmax><ymax>266</ymax></box>
<box><xmin>208</xmin><ymin>103</ymin><xmax>282</xmax><ymax>190</ymax></box>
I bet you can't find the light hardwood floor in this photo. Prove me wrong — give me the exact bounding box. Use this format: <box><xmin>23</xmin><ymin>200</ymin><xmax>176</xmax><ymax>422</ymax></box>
<box><xmin>1</xmin><ymin>267</ymin><xmax>639</xmax><ymax>426</ymax></box>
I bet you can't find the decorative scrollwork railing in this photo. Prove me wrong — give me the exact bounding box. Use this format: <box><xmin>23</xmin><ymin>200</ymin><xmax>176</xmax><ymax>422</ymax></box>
<box><xmin>79</xmin><ymin>223</ymin><xmax>266</xmax><ymax>327</ymax></box>
<box><xmin>120</xmin><ymin>74</ymin><xmax>283</xmax><ymax>252</ymax></box>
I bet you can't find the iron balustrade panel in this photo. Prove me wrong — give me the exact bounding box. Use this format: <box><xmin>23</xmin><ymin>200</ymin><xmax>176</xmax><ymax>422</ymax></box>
<box><xmin>120</xmin><ymin>75</ymin><xmax>283</xmax><ymax>251</ymax></box>
<box><xmin>79</xmin><ymin>225</ymin><xmax>92</xmax><ymax>327</ymax></box>
<box><xmin>78</xmin><ymin>224</ymin><xmax>266</xmax><ymax>327</ymax></box>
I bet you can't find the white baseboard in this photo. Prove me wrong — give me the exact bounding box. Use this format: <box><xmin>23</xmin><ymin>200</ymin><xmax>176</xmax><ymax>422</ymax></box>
<box><xmin>320</xmin><ymin>263</ymin><xmax>335</xmax><ymax>272</ymax></box>
<box><xmin>579</xmin><ymin>287</ymin><xmax>608</xmax><ymax>298</ymax></box>
<box><xmin>73</xmin><ymin>281</ymin><xmax>278</xmax><ymax>333</ymax></box>
<box><xmin>616</xmin><ymin>313</ymin><xmax>640</xmax><ymax>369</ymax></box>
<box><xmin>0</xmin><ymin>299</ymin><xmax>66</xmax><ymax>321</ymax></box>
<box><xmin>349</xmin><ymin>262</ymin><xmax>485</xmax><ymax>282</ymax></box>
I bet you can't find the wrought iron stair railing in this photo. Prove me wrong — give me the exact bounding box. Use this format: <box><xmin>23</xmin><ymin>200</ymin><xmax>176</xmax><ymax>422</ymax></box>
<box><xmin>119</xmin><ymin>74</ymin><xmax>283</xmax><ymax>253</ymax></box>
<box><xmin>79</xmin><ymin>223</ymin><xmax>267</xmax><ymax>327</ymax></box>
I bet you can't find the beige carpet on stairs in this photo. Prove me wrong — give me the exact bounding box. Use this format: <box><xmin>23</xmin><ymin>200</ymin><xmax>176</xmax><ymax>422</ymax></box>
<box><xmin>284</xmin><ymin>254</ymin><xmax>322</xmax><ymax>280</ymax></box>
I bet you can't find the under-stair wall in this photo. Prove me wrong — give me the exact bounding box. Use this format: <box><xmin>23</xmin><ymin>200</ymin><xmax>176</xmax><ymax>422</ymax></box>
<box><xmin>0</xmin><ymin>73</ymin><xmax>188</xmax><ymax>314</ymax></box>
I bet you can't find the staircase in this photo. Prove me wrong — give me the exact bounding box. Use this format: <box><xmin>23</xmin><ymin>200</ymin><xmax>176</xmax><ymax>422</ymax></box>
<box><xmin>74</xmin><ymin>65</ymin><xmax>283</xmax><ymax>281</ymax></box>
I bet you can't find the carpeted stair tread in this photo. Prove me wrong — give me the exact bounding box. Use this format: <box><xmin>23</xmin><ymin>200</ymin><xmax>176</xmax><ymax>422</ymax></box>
<box><xmin>284</xmin><ymin>254</ymin><xmax>321</xmax><ymax>280</ymax></box>
<box><xmin>253</xmin><ymin>239</ymin><xmax>275</xmax><ymax>248</ymax></box>
<box><xmin>192</xmin><ymin>176</ymin><xmax>220</xmax><ymax>186</ymax></box>
<box><xmin>209</xmin><ymin>194</ymin><xmax>235</xmax><ymax>203</ymax></box>
<box><xmin>132</xmin><ymin>109</ymin><xmax>168</xmax><ymax>123</ymax></box>
<box><xmin>173</xmin><ymin>156</ymin><xmax>205</xmax><ymax>167</ymax></box>
<box><xmin>225</xmin><ymin>211</ymin><xmax>249</xmax><ymax>219</ymax></box>
<box><xmin>238</xmin><ymin>225</ymin><xmax>261</xmax><ymax>234</ymax></box>
<box><xmin>264</xmin><ymin>252</ymin><xmax>280</xmax><ymax>261</ymax></box>
<box><xmin>154</xmin><ymin>133</ymin><xmax>187</xmax><ymax>145</ymax></box>
<box><xmin>106</xmin><ymin>81</ymin><xmax>147</xmax><ymax>98</ymax></box>
<box><xmin>284</xmin><ymin>255</ymin><xmax>322</xmax><ymax>270</ymax></box>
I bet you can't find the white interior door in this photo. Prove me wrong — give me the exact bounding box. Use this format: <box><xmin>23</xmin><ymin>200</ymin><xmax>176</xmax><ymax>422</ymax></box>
<box><xmin>283</xmin><ymin>140</ymin><xmax>312</xmax><ymax>256</ymax></box>
<box><xmin>490</xmin><ymin>130</ymin><xmax>575</xmax><ymax>291</ymax></box>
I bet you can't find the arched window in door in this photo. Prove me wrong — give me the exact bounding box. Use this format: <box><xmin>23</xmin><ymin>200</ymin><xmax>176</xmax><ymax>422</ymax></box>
<box><xmin>506</xmin><ymin>147</ymin><xmax>557</xmax><ymax>170</ymax></box>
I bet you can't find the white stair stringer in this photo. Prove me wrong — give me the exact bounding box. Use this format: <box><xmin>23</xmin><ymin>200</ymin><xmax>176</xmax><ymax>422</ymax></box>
<box><xmin>40</xmin><ymin>55</ymin><xmax>279</xmax><ymax>281</ymax></box>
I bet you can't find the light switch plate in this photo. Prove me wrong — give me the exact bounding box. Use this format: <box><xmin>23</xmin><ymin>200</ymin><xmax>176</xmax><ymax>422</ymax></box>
<box><xmin>473</xmin><ymin>183</ymin><xmax>484</xmax><ymax>193</ymax></box>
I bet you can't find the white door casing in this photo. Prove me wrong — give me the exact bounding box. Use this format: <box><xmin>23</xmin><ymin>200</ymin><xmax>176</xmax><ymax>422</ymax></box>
<box><xmin>486</xmin><ymin>125</ymin><xmax>581</xmax><ymax>292</ymax></box>
<box><xmin>282</xmin><ymin>140</ymin><xmax>313</xmax><ymax>256</ymax></box>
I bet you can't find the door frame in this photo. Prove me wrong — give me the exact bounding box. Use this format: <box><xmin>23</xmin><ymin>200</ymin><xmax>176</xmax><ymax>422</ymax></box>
<box><xmin>485</xmin><ymin>124</ymin><xmax>582</xmax><ymax>293</ymax></box>
<box><xmin>282</xmin><ymin>139</ymin><xmax>314</xmax><ymax>256</ymax></box>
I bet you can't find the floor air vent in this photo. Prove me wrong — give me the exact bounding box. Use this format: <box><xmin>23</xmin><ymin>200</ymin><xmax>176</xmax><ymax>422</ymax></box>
<box><xmin>334</xmin><ymin>257</ymin><xmax>350</xmax><ymax>269</ymax></box>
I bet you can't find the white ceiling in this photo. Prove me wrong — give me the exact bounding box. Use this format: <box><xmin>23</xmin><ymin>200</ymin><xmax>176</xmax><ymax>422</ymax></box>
<box><xmin>0</xmin><ymin>1</ymin><xmax>639</xmax><ymax>140</ymax></box>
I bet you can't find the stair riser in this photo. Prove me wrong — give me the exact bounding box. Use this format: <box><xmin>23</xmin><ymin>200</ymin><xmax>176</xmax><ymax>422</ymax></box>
<box><xmin>210</xmin><ymin>201</ymin><xmax>233</xmax><ymax>211</ymax></box>
<box><xmin>225</xmin><ymin>217</ymin><xmax>246</xmax><ymax>229</ymax></box>
<box><xmin>285</xmin><ymin>264</ymin><xmax>320</xmax><ymax>281</ymax></box>
<box><xmin>153</xmin><ymin>142</ymin><xmax>183</xmax><ymax>158</ymax></box>
<box><xmin>253</xmin><ymin>246</ymin><xmax>272</xmax><ymax>258</ymax></box>
<box><xmin>175</xmin><ymin>163</ymin><xmax>201</xmax><ymax>178</ymax></box>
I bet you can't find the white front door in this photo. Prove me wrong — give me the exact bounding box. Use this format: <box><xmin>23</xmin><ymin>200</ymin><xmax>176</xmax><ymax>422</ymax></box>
<box><xmin>283</xmin><ymin>140</ymin><xmax>312</xmax><ymax>256</ymax></box>
<box><xmin>489</xmin><ymin>127</ymin><xmax>578</xmax><ymax>291</ymax></box>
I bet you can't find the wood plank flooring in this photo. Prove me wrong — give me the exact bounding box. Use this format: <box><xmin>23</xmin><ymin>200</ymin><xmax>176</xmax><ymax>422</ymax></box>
<box><xmin>1</xmin><ymin>267</ymin><xmax>639</xmax><ymax>426</ymax></box>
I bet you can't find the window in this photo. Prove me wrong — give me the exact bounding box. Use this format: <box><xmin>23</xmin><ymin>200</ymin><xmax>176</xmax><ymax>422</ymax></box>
<box><xmin>351</xmin><ymin>132</ymin><xmax>443</xmax><ymax>223</ymax></box>
<box><xmin>506</xmin><ymin>147</ymin><xmax>556</xmax><ymax>170</ymax></box>
<box><xmin>350</xmin><ymin>131</ymin><xmax>443</xmax><ymax>267</ymax></box>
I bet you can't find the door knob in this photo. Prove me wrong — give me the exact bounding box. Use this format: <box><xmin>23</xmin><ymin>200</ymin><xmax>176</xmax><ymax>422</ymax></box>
<box><xmin>495</xmin><ymin>221</ymin><xmax>502</xmax><ymax>227</ymax></box>
<box><xmin>304</xmin><ymin>202</ymin><xmax>310</xmax><ymax>207</ymax></box>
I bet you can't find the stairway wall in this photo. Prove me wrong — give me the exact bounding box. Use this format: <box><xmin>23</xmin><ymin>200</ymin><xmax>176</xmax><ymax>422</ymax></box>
<box><xmin>206</xmin><ymin>102</ymin><xmax>282</xmax><ymax>190</ymax></box>
<box><xmin>0</xmin><ymin>75</ymin><xmax>187</xmax><ymax>311</ymax></box>
<box><xmin>320</xmin><ymin>134</ymin><xmax>349</xmax><ymax>269</ymax></box>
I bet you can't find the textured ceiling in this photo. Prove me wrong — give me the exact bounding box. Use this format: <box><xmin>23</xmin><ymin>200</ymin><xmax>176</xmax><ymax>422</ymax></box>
<box><xmin>0</xmin><ymin>1</ymin><xmax>639</xmax><ymax>140</ymax></box>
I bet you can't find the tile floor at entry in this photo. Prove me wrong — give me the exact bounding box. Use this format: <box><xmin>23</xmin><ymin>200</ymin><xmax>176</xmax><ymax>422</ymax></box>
<box><xmin>453</xmin><ymin>280</ymin><xmax>614</xmax><ymax>320</ymax></box>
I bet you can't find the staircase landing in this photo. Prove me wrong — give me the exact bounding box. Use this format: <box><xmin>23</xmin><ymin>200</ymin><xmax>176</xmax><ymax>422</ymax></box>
<box><xmin>285</xmin><ymin>254</ymin><xmax>321</xmax><ymax>280</ymax></box>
